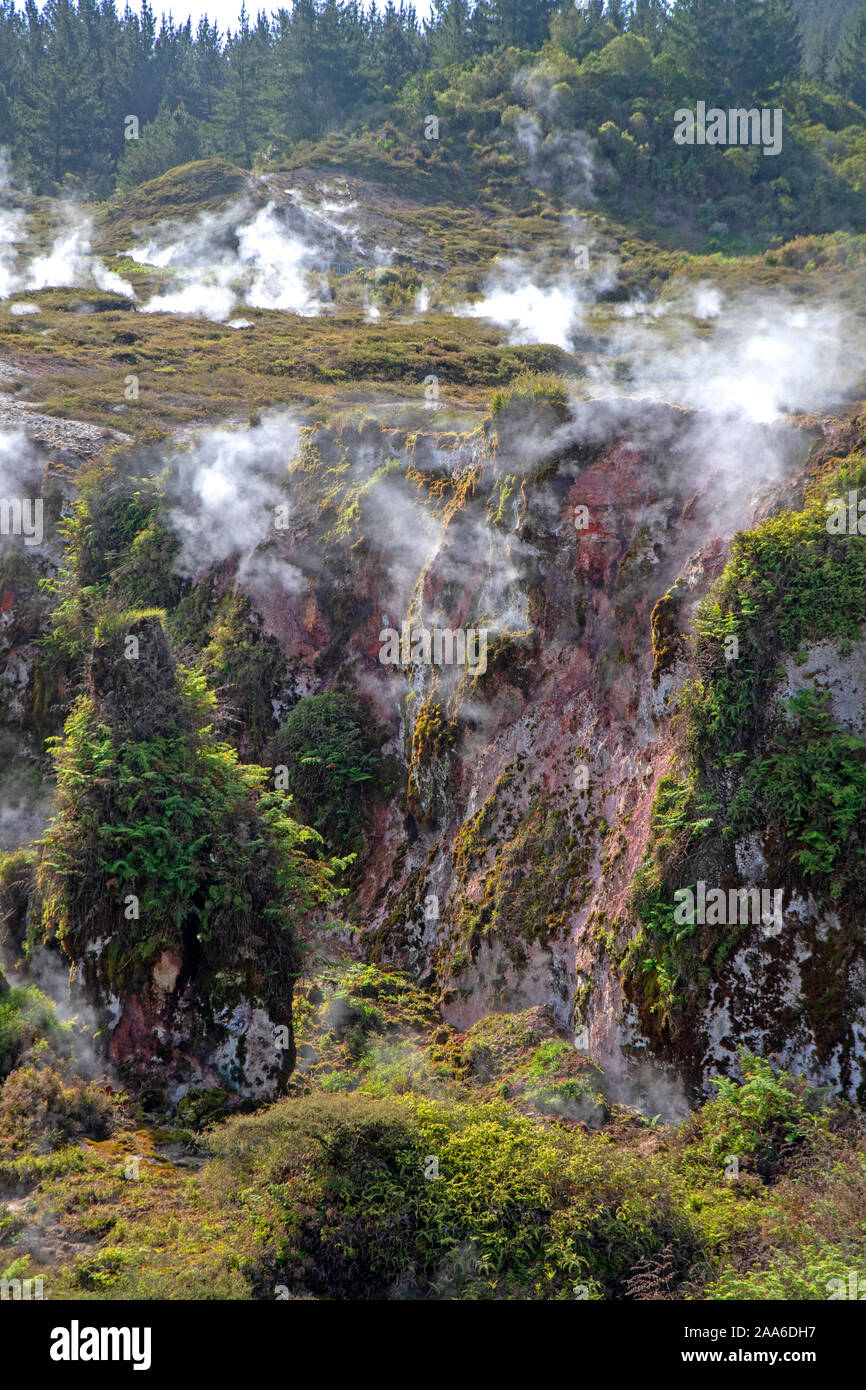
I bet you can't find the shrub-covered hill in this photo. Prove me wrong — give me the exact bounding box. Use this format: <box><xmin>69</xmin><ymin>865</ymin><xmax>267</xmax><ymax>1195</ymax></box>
<box><xmin>1</xmin><ymin>955</ymin><xmax>865</xmax><ymax>1302</ymax></box>
<box><xmin>2</xmin><ymin>0</ymin><xmax>865</xmax><ymax>254</ymax></box>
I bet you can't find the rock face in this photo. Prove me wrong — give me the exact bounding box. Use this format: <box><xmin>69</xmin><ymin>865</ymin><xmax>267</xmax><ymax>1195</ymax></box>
<box><xmin>239</xmin><ymin>396</ymin><xmax>864</xmax><ymax>1106</ymax></box>
<box><xmin>4</xmin><ymin>396</ymin><xmax>864</xmax><ymax>1109</ymax></box>
<box><xmin>52</xmin><ymin>615</ymin><xmax>296</xmax><ymax>1104</ymax></box>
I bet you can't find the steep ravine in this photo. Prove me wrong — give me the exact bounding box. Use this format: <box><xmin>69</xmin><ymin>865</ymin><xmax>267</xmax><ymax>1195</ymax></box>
<box><xmin>3</xmin><ymin>391</ymin><xmax>865</xmax><ymax>1112</ymax></box>
<box><xmin>237</xmin><ymin>395</ymin><xmax>862</xmax><ymax>1108</ymax></box>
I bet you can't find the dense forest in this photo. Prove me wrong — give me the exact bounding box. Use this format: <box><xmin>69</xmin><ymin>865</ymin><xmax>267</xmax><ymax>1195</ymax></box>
<box><xmin>0</xmin><ymin>0</ymin><xmax>864</xmax><ymax>195</ymax></box>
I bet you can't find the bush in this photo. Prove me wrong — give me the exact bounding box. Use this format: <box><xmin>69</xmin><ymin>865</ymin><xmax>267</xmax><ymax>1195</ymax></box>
<box><xmin>681</xmin><ymin>1052</ymin><xmax>827</xmax><ymax>1183</ymax></box>
<box><xmin>0</xmin><ymin>982</ymin><xmax>64</xmax><ymax>1082</ymax></box>
<box><xmin>0</xmin><ymin>1041</ymin><xmax>117</xmax><ymax>1148</ymax></box>
<box><xmin>269</xmin><ymin>692</ymin><xmax>381</xmax><ymax>851</ymax></box>
<box><xmin>204</xmin><ymin>1092</ymin><xmax>700</xmax><ymax>1300</ymax></box>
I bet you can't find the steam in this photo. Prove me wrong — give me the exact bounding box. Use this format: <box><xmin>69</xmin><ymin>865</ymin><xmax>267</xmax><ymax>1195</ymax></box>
<box><xmin>0</xmin><ymin>424</ymin><xmax>45</xmax><ymax>519</ymax></box>
<box><xmin>0</xmin><ymin>148</ymin><xmax>134</xmax><ymax>302</ymax></box>
<box><xmin>455</xmin><ymin>70</ymin><xmax>616</xmax><ymax>348</ymax></box>
<box><xmin>601</xmin><ymin>1059</ymin><xmax>692</xmax><ymax>1124</ymax></box>
<box><xmin>130</xmin><ymin>190</ymin><xmax>375</xmax><ymax>322</ymax></box>
<box><xmin>510</xmin><ymin>107</ymin><xmax>598</xmax><ymax>203</ymax></box>
<box><xmin>0</xmin><ymin>150</ymin><xmax>26</xmax><ymax>299</ymax></box>
<box><xmin>7</xmin><ymin>950</ymin><xmax>111</xmax><ymax>1080</ymax></box>
<box><xmin>463</xmin><ymin>263</ymin><xmax>585</xmax><ymax>351</ymax></box>
<box><xmin>165</xmin><ymin>411</ymin><xmax>303</xmax><ymax>596</ymax></box>
<box><xmin>461</xmin><ymin>258</ymin><xmax>864</xmax><ymax>432</ymax></box>
<box><xmin>24</xmin><ymin>214</ymin><xmax>134</xmax><ymax>297</ymax></box>
<box><xmin>461</xmin><ymin>238</ymin><xmax>616</xmax><ymax>352</ymax></box>
<box><xmin>595</xmin><ymin>291</ymin><xmax>862</xmax><ymax>426</ymax></box>
<box><xmin>451</xmin><ymin>63</ymin><xmax>866</xmax><ymax>429</ymax></box>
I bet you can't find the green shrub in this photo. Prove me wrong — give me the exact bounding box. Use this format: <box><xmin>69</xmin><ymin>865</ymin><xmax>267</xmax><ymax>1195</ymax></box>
<box><xmin>681</xmin><ymin>1052</ymin><xmax>827</xmax><ymax>1183</ymax></box>
<box><xmin>269</xmin><ymin>692</ymin><xmax>381</xmax><ymax>850</ymax></box>
<box><xmin>0</xmin><ymin>983</ymin><xmax>63</xmax><ymax>1081</ymax></box>
<box><xmin>0</xmin><ymin>1040</ymin><xmax>117</xmax><ymax>1148</ymax></box>
<box><xmin>204</xmin><ymin>1092</ymin><xmax>700</xmax><ymax>1300</ymax></box>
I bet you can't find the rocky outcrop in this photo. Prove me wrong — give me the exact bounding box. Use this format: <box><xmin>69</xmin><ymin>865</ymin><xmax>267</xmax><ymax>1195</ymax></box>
<box><xmin>38</xmin><ymin>614</ymin><xmax>298</xmax><ymax>1105</ymax></box>
<box><xmin>242</xmin><ymin>397</ymin><xmax>844</xmax><ymax>1106</ymax></box>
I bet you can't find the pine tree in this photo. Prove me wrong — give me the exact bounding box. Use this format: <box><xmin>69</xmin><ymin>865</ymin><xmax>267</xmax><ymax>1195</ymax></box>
<box><xmin>628</xmin><ymin>0</ymin><xmax>668</xmax><ymax>51</ymax></box>
<box><xmin>487</xmin><ymin>0</ymin><xmax>558</xmax><ymax>50</ymax></box>
<box><xmin>116</xmin><ymin>101</ymin><xmax>201</xmax><ymax>189</ymax></box>
<box><xmin>548</xmin><ymin>1</ymin><xmax>615</xmax><ymax>62</ymax></box>
<box><xmin>833</xmin><ymin>10</ymin><xmax>866</xmax><ymax>109</ymax></box>
<box><xmin>182</xmin><ymin>18</ymin><xmax>224</xmax><ymax>124</ymax></box>
<box><xmin>815</xmin><ymin>25</ymin><xmax>831</xmax><ymax>82</ymax></box>
<box><xmin>216</xmin><ymin>3</ymin><xmax>266</xmax><ymax>168</ymax></box>
<box><xmin>369</xmin><ymin>1</ymin><xmax>424</xmax><ymax>100</ymax></box>
<box><xmin>665</xmin><ymin>0</ymin><xmax>802</xmax><ymax>101</ymax></box>
<box><xmin>426</xmin><ymin>0</ymin><xmax>474</xmax><ymax>66</ymax></box>
<box><xmin>17</xmin><ymin>0</ymin><xmax>102</xmax><ymax>186</ymax></box>
<box><xmin>0</xmin><ymin>0</ymin><xmax>25</xmax><ymax>154</ymax></box>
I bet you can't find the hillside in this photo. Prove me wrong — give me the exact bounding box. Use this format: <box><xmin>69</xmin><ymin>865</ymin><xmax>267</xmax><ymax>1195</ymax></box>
<box><xmin>2</xmin><ymin>0</ymin><xmax>866</xmax><ymax>1320</ymax></box>
<box><xmin>793</xmin><ymin>0</ymin><xmax>866</xmax><ymax>71</ymax></box>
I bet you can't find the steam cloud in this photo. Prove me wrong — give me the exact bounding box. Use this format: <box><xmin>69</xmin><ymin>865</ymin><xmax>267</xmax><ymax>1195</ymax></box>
<box><xmin>0</xmin><ymin>149</ymin><xmax>134</xmax><ymax>303</ymax></box>
<box><xmin>130</xmin><ymin>189</ymin><xmax>377</xmax><ymax>322</ymax></box>
<box><xmin>165</xmin><ymin>410</ymin><xmax>303</xmax><ymax>596</ymax></box>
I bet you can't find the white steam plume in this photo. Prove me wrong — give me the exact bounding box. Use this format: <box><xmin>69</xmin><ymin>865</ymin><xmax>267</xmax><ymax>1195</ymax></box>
<box><xmin>131</xmin><ymin>189</ymin><xmax>373</xmax><ymax>322</ymax></box>
<box><xmin>165</xmin><ymin>411</ymin><xmax>302</xmax><ymax>596</ymax></box>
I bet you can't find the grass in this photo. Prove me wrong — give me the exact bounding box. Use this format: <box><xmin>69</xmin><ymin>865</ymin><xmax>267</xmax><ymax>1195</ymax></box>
<box><xmin>3</xmin><ymin>984</ymin><xmax>863</xmax><ymax>1302</ymax></box>
<box><xmin>4</xmin><ymin>152</ymin><xmax>866</xmax><ymax>440</ymax></box>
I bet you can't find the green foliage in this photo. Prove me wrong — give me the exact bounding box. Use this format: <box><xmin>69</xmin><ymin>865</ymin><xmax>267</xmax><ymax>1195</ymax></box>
<box><xmin>627</xmin><ymin>446</ymin><xmax>866</xmax><ymax>1027</ymax></box>
<box><xmin>36</xmin><ymin>662</ymin><xmax>343</xmax><ymax>995</ymax></box>
<box><xmin>205</xmin><ymin>1090</ymin><xmax>698</xmax><ymax>1299</ymax></box>
<box><xmin>682</xmin><ymin>451</ymin><xmax>866</xmax><ymax>908</ymax></box>
<box><xmin>683</xmin><ymin>1051</ymin><xmax>826</xmax><ymax>1180</ymax></box>
<box><xmin>269</xmin><ymin>692</ymin><xmax>382</xmax><ymax>851</ymax></box>
<box><xmin>200</xmin><ymin>595</ymin><xmax>288</xmax><ymax>760</ymax></box>
<box><xmin>704</xmin><ymin>1244</ymin><xmax>854</xmax><ymax>1300</ymax></box>
<box><xmin>688</xmin><ymin>454</ymin><xmax>866</xmax><ymax>764</ymax></box>
<box><xmin>622</xmin><ymin>773</ymin><xmax>719</xmax><ymax>1025</ymax></box>
<box><xmin>729</xmin><ymin>690</ymin><xmax>866</xmax><ymax>901</ymax></box>
<box><xmin>2</xmin><ymin>0</ymin><xmax>863</xmax><ymax>248</ymax></box>
<box><xmin>491</xmin><ymin>372</ymin><xmax>569</xmax><ymax>415</ymax></box>
<box><xmin>0</xmin><ymin>1039</ymin><xmax>117</xmax><ymax>1149</ymax></box>
<box><xmin>0</xmin><ymin>984</ymin><xmax>63</xmax><ymax>1082</ymax></box>
<box><xmin>40</xmin><ymin>467</ymin><xmax>180</xmax><ymax>668</ymax></box>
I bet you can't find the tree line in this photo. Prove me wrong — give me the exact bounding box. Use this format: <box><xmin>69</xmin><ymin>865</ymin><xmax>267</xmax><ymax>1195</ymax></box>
<box><xmin>0</xmin><ymin>0</ymin><xmax>863</xmax><ymax>195</ymax></box>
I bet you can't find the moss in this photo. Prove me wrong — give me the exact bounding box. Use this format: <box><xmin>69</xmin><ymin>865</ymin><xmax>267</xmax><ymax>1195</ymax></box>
<box><xmin>620</xmin><ymin>771</ymin><xmax>722</xmax><ymax>1040</ymax></box>
<box><xmin>448</xmin><ymin>788</ymin><xmax>595</xmax><ymax>973</ymax></box>
<box><xmin>650</xmin><ymin>585</ymin><xmax>683</xmax><ymax>683</ymax></box>
<box><xmin>97</xmin><ymin>159</ymin><xmax>250</xmax><ymax>245</ymax></box>
<box><xmin>411</xmin><ymin>696</ymin><xmax>454</xmax><ymax>763</ymax></box>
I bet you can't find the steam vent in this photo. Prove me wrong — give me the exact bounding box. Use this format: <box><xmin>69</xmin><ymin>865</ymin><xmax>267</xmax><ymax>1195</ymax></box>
<box><xmin>2</xmin><ymin>0</ymin><xmax>866</xmax><ymax>1336</ymax></box>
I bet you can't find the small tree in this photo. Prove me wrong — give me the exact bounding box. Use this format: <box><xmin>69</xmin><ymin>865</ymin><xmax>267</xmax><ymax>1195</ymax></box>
<box><xmin>269</xmin><ymin>692</ymin><xmax>381</xmax><ymax>851</ymax></box>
